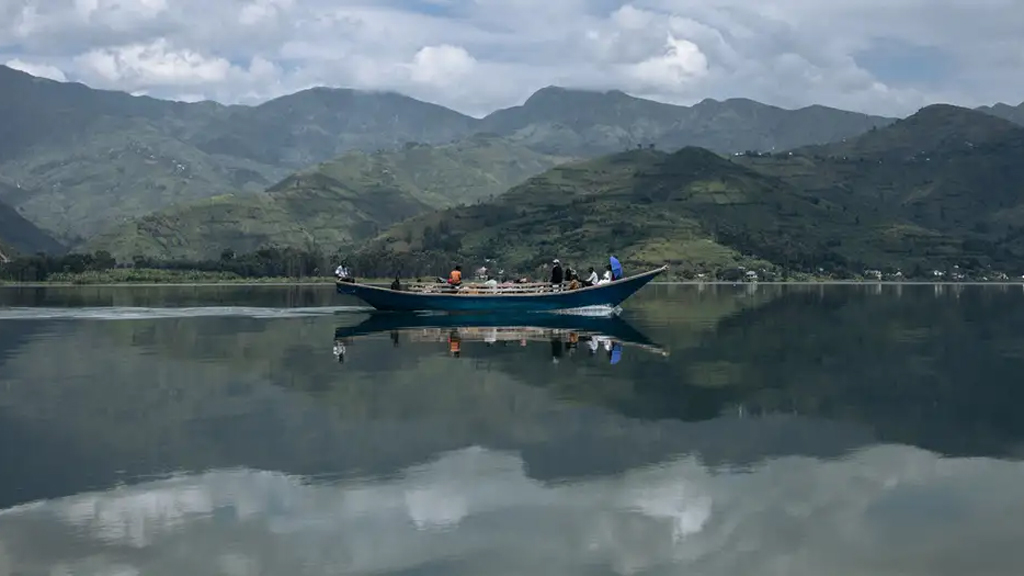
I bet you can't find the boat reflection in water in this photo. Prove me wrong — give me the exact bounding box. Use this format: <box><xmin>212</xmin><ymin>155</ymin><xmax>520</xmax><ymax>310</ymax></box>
<box><xmin>332</xmin><ymin>312</ymin><xmax>668</xmax><ymax>364</ymax></box>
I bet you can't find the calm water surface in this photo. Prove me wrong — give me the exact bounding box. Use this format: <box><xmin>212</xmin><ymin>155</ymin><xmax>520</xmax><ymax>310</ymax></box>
<box><xmin>1</xmin><ymin>283</ymin><xmax>1024</xmax><ymax>575</ymax></box>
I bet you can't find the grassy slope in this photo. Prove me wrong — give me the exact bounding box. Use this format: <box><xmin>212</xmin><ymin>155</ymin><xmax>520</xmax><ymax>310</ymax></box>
<box><xmin>361</xmin><ymin>147</ymin><xmax>855</xmax><ymax>275</ymax></box>
<box><xmin>0</xmin><ymin>66</ymin><xmax>268</xmax><ymax>242</ymax></box>
<box><xmin>0</xmin><ymin>68</ymin><xmax>481</xmax><ymax>243</ymax></box>
<box><xmin>1</xmin><ymin>118</ymin><xmax>288</xmax><ymax>243</ymax></box>
<box><xmin>363</xmin><ymin>105</ymin><xmax>1024</xmax><ymax>277</ymax></box>
<box><xmin>83</xmin><ymin>136</ymin><xmax>570</xmax><ymax>260</ymax></box>
<box><xmin>479</xmin><ymin>87</ymin><xmax>896</xmax><ymax>156</ymax></box>
<box><xmin>78</xmin><ymin>194</ymin><xmax>317</xmax><ymax>261</ymax></box>
<box><xmin>188</xmin><ymin>87</ymin><xmax>479</xmax><ymax>168</ymax></box>
<box><xmin>798</xmin><ymin>104</ymin><xmax>1022</xmax><ymax>160</ymax></box>
<box><xmin>977</xmin><ymin>101</ymin><xmax>1024</xmax><ymax>126</ymax></box>
<box><xmin>1</xmin><ymin>65</ymin><xmax>900</xmax><ymax>247</ymax></box>
<box><xmin>13</xmin><ymin>65</ymin><xmax>1022</xmax><ymax>261</ymax></box>
<box><xmin>738</xmin><ymin>105</ymin><xmax>1024</xmax><ymax>264</ymax></box>
<box><xmin>0</xmin><ymin>180</ymin><xmax>64</xmax><ymax>255</ymax></box>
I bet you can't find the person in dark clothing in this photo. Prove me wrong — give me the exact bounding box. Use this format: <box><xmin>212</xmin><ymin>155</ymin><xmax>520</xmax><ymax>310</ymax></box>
<box><xmin>390</xmin><ymin>276</ymin><xmax>402</xmax><ymax>291</ymax></box>
<box><xmin>551</xmin><ymin>259</ymin><xmax>564</xmax><ymax>285</ymax></box>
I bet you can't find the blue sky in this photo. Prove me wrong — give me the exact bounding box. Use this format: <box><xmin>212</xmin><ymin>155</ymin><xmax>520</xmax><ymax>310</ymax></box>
<box><xmin>1</xmin><ymin>0</ymin><xmax>1021</xmax><ymax>116</ymax></box>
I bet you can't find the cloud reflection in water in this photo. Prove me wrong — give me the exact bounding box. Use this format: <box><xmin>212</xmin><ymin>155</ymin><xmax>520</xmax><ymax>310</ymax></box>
<box><xmin>3</xmin><ymin>443</ymin><xmax>1024</xmax><ymax>576</ymax></box>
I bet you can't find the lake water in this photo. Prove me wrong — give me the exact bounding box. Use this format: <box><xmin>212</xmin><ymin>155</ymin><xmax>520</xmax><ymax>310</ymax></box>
<box><xmin>1</xmin><ymin>283</ymin><xmax>1023</xmax><ymax>575</ymax></box>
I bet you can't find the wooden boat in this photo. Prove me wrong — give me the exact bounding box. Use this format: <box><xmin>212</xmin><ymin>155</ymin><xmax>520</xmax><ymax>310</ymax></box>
<box><xmin>336</xmin><ymin>265</ymin><xmax>668</xmax><ymax>312</ymax></box>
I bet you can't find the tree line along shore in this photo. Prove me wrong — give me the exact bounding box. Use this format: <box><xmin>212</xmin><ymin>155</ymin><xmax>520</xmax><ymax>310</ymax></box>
<box><xmin>1</xmin><ymin>247</ymin><xmax>1018</xmax><ymax>286</ymax></box>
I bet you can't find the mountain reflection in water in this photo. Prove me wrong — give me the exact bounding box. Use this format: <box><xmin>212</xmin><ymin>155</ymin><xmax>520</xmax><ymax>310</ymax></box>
<box><xmin>3</xmin><ymin>283</ymin><xmax>1024</xmax><ymax>575</ymax></box>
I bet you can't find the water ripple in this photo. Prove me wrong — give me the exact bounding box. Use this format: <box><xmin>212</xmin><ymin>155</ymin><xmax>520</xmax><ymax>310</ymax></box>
<box><xmin>0</xmin><ymin>306</ymin><xmax>374</xmax><ymax>321</ymax></box>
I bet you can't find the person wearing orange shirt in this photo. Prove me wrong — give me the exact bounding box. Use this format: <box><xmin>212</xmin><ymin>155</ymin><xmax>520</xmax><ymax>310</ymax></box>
<box><xmin>448</xmin><ymin>265</ymin><xmax>463</xmax><ymax>286</ymax></box>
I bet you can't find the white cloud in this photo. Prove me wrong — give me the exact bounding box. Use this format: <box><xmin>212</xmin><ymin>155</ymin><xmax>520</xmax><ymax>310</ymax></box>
<box><xmin>408</xmin><ymin>44</ymin><xmax>476</xmax><ymax>85</ymax></box>
<box><xmin>4</xmin><ymin>58</ymin><xmax>67</xmax><ymax>81</ymax></box>
<box><xmin>625</xmin><ymin>34</ymin><xmax>709</xmax><ymax>89</ymax></box>
<box><xmin>74</xmin><ymin>0</ymin><xmax>168</xmax><ymax>23</ymax></box>
<box><xmin>2</xmin><ymin>0</ymin><xmax>1023</xmax><ymax>116</ymax></box>
<box><xmin>74</xmin><ymin>38</ymin><xmax>231</xmax><ymax>86</ymax></box>
<box><xmin>239</xmin><ymin>0</ymin><xmax>295</xmax><ymax>26</ymax></box>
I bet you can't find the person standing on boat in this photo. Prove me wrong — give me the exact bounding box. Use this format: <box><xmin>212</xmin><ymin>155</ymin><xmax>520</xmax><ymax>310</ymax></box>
<box><xmin>550</xmin><ymin>259</ymin><xmax>564</xmax><ymax>286</ymax></box>
<box><xmin>609</xmin><ymin>256</ymin><xmax>623</xmax><ymax>280</ymax></box>
<box><xmin>448</xmin><ymin>265</ymin><xmax>463</xmax><ymax>286</ymax></box>
<box><xmin>583</xmin><ymin>267</ymin><xmax>599</xmax><ymax>286</ymax></box>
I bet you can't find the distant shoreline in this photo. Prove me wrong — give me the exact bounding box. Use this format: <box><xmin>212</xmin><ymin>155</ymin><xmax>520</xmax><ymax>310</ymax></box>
<box><xmin>658</xmin><ymin>280</ymin><xmax>1024</xmax><ymax>286</ymax></box>
<box><xmin>0</xmin><ymin>278</ymin><xmax>331</xmax><ymax>284</ymax></box>
<box><xmin>3</xmin><ymin>279</ymin><xmax>1023</xmax><ymax>289</ymax></box>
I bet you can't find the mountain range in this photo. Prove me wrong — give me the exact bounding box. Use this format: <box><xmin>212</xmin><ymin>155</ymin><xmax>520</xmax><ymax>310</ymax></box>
<box><xmin>1</xmin><ymin>63</ymin><xmax>1023</xmax><ymax>276</ymax></box>
<box><xmin>1</xmin><ymin>64</ymin><xmax>895</xmax><ymax>250</ymax></box>
<box><xmin>83</xmin><ymin>135</ymin><xmax>570</xmax><ymax>260</ymax></box>
<box><xmin>353</xmin><ymin>104</ymin><xmax>1024</xmax><ymax>277</ymax></box>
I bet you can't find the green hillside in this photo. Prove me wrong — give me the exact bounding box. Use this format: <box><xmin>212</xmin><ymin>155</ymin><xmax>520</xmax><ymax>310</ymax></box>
<box><xmin>83</xmin><ymin>136</ymin><xmax>569</xmax><ymax>261</ymax></box>
<box><xmin>0</xmin><ymin>65</ymin><xmax>220</xmax><ymax>163</ymax></box>
<box><xmin>479</xmin><ymin>87</ymin><xmax>896</xmax><ymax>156</ymax></box>
<box><xmin>740</xmin><ymin>106</ymin><xmax>1024</xmax><ymax>258</ymax></box>
<box><xmin>978</xmin><ymin>101</ymin><xmax>1024</xmax><ymax>126</ymax></box>
<box><xmin>189</xmin><ymin>87</ymin><xmax>479</xmax><ymax>168</ymax></box>
<box><xmin>0</xmin><ymin>67</ymin><xmax>281</xmax><ymax>242</ymax></box>
<box><xmin>356</xmin><ymin>147</ymin><xmax>856</xmax><ymax>277</ymax></box>
<box><xmin>799</xmin><ymin>104</ymin><xmax>1021</xmax><ymax>160</ymax></box>
<box><xmin>0</xmin><ymin>180</ymin><xmax>64</xmax><ymax>257</ymax></box>
<box><xmin>356</xmin><ymin>104</ymin><xmax>1024</xmax><ymax>279</ymax></box>
<box><xmin>0</xmin><ymin>117</ymin><xmax>288</xmax><ymax>243</ymax></box>
<box><xmin>0</xmin><ymin>67</ymin><xmax>480</xmax><ymax>243</ymax></box>
<box><xmin>5</xmin><ymin>62</ymin><xmax>1021</xmax><ymax>261</ymax></box>
<box><xmin>0</xmin><ymin>65</ymin><xmax>902</xmax><ymax>245</ymax></box>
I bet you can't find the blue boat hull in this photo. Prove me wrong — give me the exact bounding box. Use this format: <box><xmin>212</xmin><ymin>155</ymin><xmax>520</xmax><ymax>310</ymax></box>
<box><xmin>336</xmin><ymin>266</ymin><xmax>667</xmax><ymax>312</ymax></box>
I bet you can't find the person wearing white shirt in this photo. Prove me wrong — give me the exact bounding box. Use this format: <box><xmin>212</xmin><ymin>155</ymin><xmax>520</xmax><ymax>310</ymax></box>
<box><xmin>584</xmin><ymin>267</ymin><xmax>599</xmax><ymax>286</ymax></box>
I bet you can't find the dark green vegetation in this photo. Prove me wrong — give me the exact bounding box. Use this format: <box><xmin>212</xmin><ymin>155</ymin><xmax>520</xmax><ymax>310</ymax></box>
<box><xmin>0</xmin><ymin>183</ymin><xmax>64</xmax><ymax>258</ymax></box>
<box><xmin>479</xmin><ymin>87</ymin><xmax>894</xmax><ymax>156</ymax></box>
<box><xmin>5</xmin><ymin>64</ymin><xmax>1024</xmax><ymax>278</ymax></box>
<box><xmin>0</xmin><ymin>247</ymin><xmax>338</xmax><ymax>284</ymax></box>
<box><xmin>738</xmin><ymin>105</ymin><xmax>1024</xmax><ymax>274</ymax></box>
<box><xmin>358</xmin><ymin>147</ymin><xmax>842</xmax><ymax>277</ymax></box>
<box><xmin>0</xmin><ymin>67</ymin><xmax>285</xmax><ymax>242</ymax></box>
<box><xmin>360</xmin><ymin>104</ymin><xmax>1024</xmax><ymax>279</ymax></box>
<box><xmin>978</xmin><ymin>100</ymin><xmax>1024</xmax><ymax>126</ymax></box>
<box><xmin>1</xmin><ymin>65</ymin><xmax>898</xmax><ymax>244</ymax></box>
<box><xmin>82</xmin><ymin>135</ymin><xmax>570</xmax><ymax>261</ymax></box>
